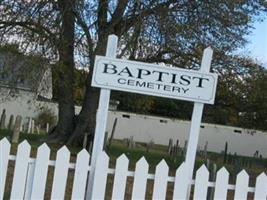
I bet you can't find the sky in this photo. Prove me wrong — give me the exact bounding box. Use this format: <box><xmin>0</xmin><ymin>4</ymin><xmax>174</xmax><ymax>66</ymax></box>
<box><xmin>238</xmin><ymin>16</ymin><xmax>267</xmax><ymax>66</ymax></box>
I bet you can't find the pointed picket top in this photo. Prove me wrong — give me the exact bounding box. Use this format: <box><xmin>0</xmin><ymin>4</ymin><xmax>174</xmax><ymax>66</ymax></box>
<box><xmin>254</xmin><ymin>172</ymin><xmax>267</xmax><ymax>199</ymax></box>
<box><xmin>234</xmin><ymin>169</ymin><xmax>249</xmax><ymax>200</ymax></box>
<box><xmin>194</xmin><ymin>164</ymin><xmax>209</xmax><ymax>199</ymax></box>
<box><xmin>30</xmin><ymin>143</ymin><xmax>50</xmax><ymax>199</ymax></box>
<box><xmin>57</xmin><ymin>145</ymin><xmax>70</xmax><ymax>155</ymax></box>
<box><xmin>0</xmin><ymin>137</ymin><xmax>10</xmax><ymax>147</ymax></box>
<box><xmin>136</xmin><ymin>156</ymin><xmax>148</xmax><ymax>167</ymax></box>
<box><xmin>51</xmin><ymin>145</ymin><xmax>70</xmax><ymax>200</ymax></box>
<box><xmin>37</xmin><ymin>143</ymin><xmax>50</xmax><ymax>153</ymax></box>
<box><xmin>0</xmin><ymin>137</ymin><xmax>11</xmax><ymax>199</ymax></box>
<box><xmin>97</xmin><ymin>151</ymin><xmax>109</xmax><ymax>162</ymax></box>
<box><xmin>71</xmin><ymin>149</ymin><xmax>90</xmax><ymax>200</ymax></box>
<box><xmin>214</xmin><ymin>167</ymin><xmax>229</xmax><ymax>200</ymax></box>
<box><xmin>90</xmin><ymin>151</ymin><xmax>110</xmax><ymax>200</ymax></box>
<box><xmin>116</xmin><ymin>153</ymin><xmax>129</xmax><ymax>164</ymax></box>
<box><xmin>10</xmin><ymin>140</ymin><xmax>31</xmax><ymax>199</ymax></box>
<box><xmin>132</xmin><ymin>156</ymin><xmax>149</xmax><ymax>200</ymax></box>
<box><xmin>152</xmin><ymin>159</ymin><xmax>169</xmax><ymax>199</ymax></box>
<box><xmin>173</xmin><ymin>162</ymin><xmax>188</xmax><ymax>200</ymax></box>
<box><xmin>17</xmin><ymin>140</ymin><xmax>31</xmax><ymax>149</ymax></box>
<box><xmin>111</xmin><ymin>154</ymin><xmax>129</xmax><ymax>200</ymax></box>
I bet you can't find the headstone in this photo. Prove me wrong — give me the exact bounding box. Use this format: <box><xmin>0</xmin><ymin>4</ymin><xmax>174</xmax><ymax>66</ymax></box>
<box><xmin>12</xmin><ymin>115</ymin><xmax>22</xmax><ymax>143</ymax></box>
<box><xmin>223</xmin><ymin>142</ymin><xmax>228</xmax><ymax>163</ymax></box>
<box><xmin>46</xmin><ymin>123</ymin><xmax>50</xmax><ymax>133</ymax></box>
<box><xmin>31</xmin><ymin>119</ymin><xmax>35</xmax><ymax>134</ymax></box>
<box><xmin>129</xmin><ymin>136</ymin><xmax>135</xmax><ymax>149</ymax></box>
<box><xmin>168</xmin><ymin>139</ymin><xmax>173</xmax><ymax>154</ymax></box>
<box><xmin>0</xmin><ymin>109</ymin><xmax>6</xmax><ymax>129</ymax></box>
<box><xmin>83</xmin><ymin>132</ymin><xmax>88</xmax><ymax>149</ymax></box>
<box><xmin>8</xmin><ymin>115</ymin><xmax>14</xmax><ymax>130</ymax></box>
<box><xmin>146</xmin><ymin>140</ymin><xmax>154</xmax><ymax>152</ymax></box>
<box><xmin>204</xmin><ymin>141</ymin><xmax>208</xmax><ymax>161</ymax></box>
<box><xmin>27</xmin><ymin>118</ymin><xmax>32</xmax><ymax>134</ymax></box>
<box><xmin>107</xmin><ymin>118</ymin><xmax>118</xmax><ymax>149</ymax></box>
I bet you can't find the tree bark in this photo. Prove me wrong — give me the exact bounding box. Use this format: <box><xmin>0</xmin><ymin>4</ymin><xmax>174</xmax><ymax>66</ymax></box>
<box><xmin>48</xmin><ymin>0</ymin><xmax>75</xmax><ymax>143</ymax></box>
<box><xmin>67</xmin><ymin>36</ymin><xmax>109</xmax><ymax>145</ymax></box>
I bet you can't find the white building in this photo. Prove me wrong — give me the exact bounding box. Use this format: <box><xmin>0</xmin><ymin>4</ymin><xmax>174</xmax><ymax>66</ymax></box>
<box><xmin>106</xmin><ymin>111</ymin><xmax>267</xmax><ymax>158</ymax></box>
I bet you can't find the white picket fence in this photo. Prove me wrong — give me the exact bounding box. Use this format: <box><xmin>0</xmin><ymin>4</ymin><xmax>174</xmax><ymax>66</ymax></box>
<box><xmin>0</xmin><ymin>138</ymin><xmax>266</xmax><ymax>200</ymax></box>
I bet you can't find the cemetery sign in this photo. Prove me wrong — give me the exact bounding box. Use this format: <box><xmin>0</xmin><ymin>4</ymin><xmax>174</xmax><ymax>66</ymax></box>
<box><xmin>92</xmin><ymin>56</ymin><xmax>218</xmax><ymax>104</ymax></box>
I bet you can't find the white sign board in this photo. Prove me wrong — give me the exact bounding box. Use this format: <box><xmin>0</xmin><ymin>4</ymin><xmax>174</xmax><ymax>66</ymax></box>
<box><xmin>92</xmin><ymin>56</ymin><xmax>218</xmax><ymax>104</ymax></box>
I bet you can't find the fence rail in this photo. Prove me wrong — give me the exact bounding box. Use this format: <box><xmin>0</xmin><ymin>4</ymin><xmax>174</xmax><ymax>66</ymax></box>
<box><xmin>0</xmin><ymin>138</ymin><xmax>266</xmax><ymax>199</ymax></box>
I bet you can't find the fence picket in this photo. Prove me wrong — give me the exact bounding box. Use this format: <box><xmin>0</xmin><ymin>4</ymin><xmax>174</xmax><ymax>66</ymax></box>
<box><xmin>234</xmin><ymin>170</ymin><xmax>249</xmax><ymax>200</ymax></box>
<box><xmin>71</xmin><ymin>149</ymin><xmax>90</xmax><ymax>199</ymax></box>
<box><xmin>132</xmin><ymin>157</ymin><xmax>149</xmax><ymax>200</ymax></box>
<box><xmin>10</xmin><ymin>140</ymin><xmax>31</xmax><ymax>199</ymax></box>
<box><xmin>112</xmin><ymin>154</ymin><xmax>129</xmax><ymax>199</ymax></box>
<box><xmin>214</xmin><ymin>167</ymin><xmax>229</xmax><ymax>200</ymax></box>
<box><xmin>254</xmin><ymin>172</ymin><xmax>267</xmax><ymax>200</ymax></box>
<box><xmin>91</xmin><ymin>151</ymin><xmax>109</xmax><ymax>199</ymax></box>
<box><xmin>51</xmin><ymin>146</ymin><xmax>70</xmax><ymax>199</ymax></box>
<box><xmin>152</xmin><ymin>160</ymin><xmax>169</xmax><ymax>199</ymax></box>
<box><xmin>193</xmin><ymin>165</ymin><xmax>209</xmax><ymax>199</ymax></box>
<box><xmin>173</xmin><ymin>162</ymin><xmax>188</xmax><ymax>199</ymax></box>
<box><xmin>0</xmin><ymin>138</ymin><xmax>10</xmax><ymax>199</ymax></box>
<box><xmin>30</xmin><ymin>143</ymin><xmax>50</xmax><ymax>199</ymax></box>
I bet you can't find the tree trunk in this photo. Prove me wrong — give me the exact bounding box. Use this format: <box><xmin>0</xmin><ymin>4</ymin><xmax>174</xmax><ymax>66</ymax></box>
<box><xmin>48</xmin><ymin>0</ymin><xmax>75</xmax><ymax>143</ymax></box>
<box><xmin>67</xmin><ymin>37</ymin><xmax>109</xmax><ymax>145</ymax></box>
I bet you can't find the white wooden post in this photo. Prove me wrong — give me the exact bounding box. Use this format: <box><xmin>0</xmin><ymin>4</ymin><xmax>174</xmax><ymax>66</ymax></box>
<box><xmin>184</xmin><ymin>47</ymin><xmax>213</xmax><ymax>198</ymax></box>
<box><xmin>86</xmin><ymin>34</ymin><xmax>118</xmax><ymax>199</ymax></box>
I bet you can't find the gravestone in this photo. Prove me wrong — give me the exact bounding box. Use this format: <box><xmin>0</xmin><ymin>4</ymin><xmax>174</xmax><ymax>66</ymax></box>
<box><xmin>168</xmin><ymin>139</ymin><xmax>173</xmax><ymax>154</ymax></box>
<box><xmin>223</xmin><ymin>142</ymin><xmax>228</xmax><ymax>163</ymax></box>
<box><xmin>8</xmin><ymin>115</ymin><xmax>14</xmax><ymax>130</ymax></box>
<box><xmin>12</xmin><ymin>115</ymin><xmax>22</xmax><ymax>143</ymax></box>
<box><xmin>46</xmin><ymin>123</ymin><xmax>50</xmax><ymax>133</ymax></box>
<box><xmin>204</xmin><ymin>141</ymin><xmax>208</xmax><ymax>161</ymax></box>
<box><xmin>0</xmin><ymin>109</ymin><xmax>6</xmax><ymax>129</ymax></box>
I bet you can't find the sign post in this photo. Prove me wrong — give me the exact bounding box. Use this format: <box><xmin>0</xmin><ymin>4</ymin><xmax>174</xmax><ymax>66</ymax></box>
<box><xmin>86</xmin><ymin>35</ymin><xmax>118</xmax><ymax>200</ymax></box>
<box><xmin>184</xmin><ymin>47</ymin><xmax>213</xmax><ymax>199</ymax></box>
<box><xmin>87</xmin><ymin>33</ymin><xmax>217</xmax><ymax>199</ymax></box>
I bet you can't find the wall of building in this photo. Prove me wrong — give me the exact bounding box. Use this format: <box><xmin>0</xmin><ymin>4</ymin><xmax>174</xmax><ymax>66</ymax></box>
<box><xmin>106</xmin><ymin>111</ymin><xmax>267</xmax><ymax>158</ymax></box>
<box><xmin>1</xmin><ymin>92</ymin><xmax>266</xmax><ymax>158</ymax></box>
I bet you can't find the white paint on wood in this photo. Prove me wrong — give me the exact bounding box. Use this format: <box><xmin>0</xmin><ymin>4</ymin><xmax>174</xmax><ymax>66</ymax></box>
<box><xmin>71</xmin><ymin>149</ymin><xmax>90</xmax><ymax>200</ymax></box>
<box><xmin>254</xmin><ymin>172</ymin><xmax>267</xmax><ymax>200</ymax></box>
<box><xmin>87</xmin><ymin>34</ymin><xmax>118</xmax><ymax>199</ymax></box>
<box><xmin>24</xmin><ymin>162</ymin><xmax>35</xmax><ymax>200</ymax></box>
<box><xmin>10</xmin><ymin>140</ymin><xmax>31</xmax><ymax>199</ymax></box>
<box><xmin>112</xmin><ymin>154</ymin><xmax>129</xmax><ymax>199</ymax></box>
<box><xmin>132</xmin><ymin>157</ymin><xmax>149</xmax><ymax>200</ymax></box>
<box><xmin>0</xmin><ymin>138</ymin><xmax>10</xmax><ymax>199</ymax></box>
<box><xmin>234</xmin><ymin>170</ymin><xmax>249</xmax><ymax>200</ymax></box>
<box><xmin>91</xmin><ymin>152</ymin><xmax>109</xmax><ymax>199</ymax></box>
<box><xmin>214</xmin><ymin>167</ymin><xmax>229</xmax><ymax>200</ymax></box>
<box><xmin>184</xmin><ymin>47</ymin><xmax>213</xmax><ymax>198</ymax></box>
<box><xmin>152</xmin><ymin>160</ymin><xmax>169</xmax><ymax>199</ymax></box>
<box><xmin>193</xmin><ymin>165</ymin><xmax>209</xmax><ymax>199</ymax></box>
<box><xmin>173</xmin><ymin>162</ymin><xmax>188</xmax><ymax>199</ymax></box>
<box><xmin>30</xmin><ymin>143</ymin><xmax>50</xmax><ymax>199</ymax></box>
<box><xmin>51</xmin><ymin>146</ymin><xmax>70</xmax><ymax>199</ymax></box>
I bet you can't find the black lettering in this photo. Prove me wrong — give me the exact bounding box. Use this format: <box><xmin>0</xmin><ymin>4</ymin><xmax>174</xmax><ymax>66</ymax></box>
<box><xmin>152</xmin><ymin>71</ymin><xmax>169</xmax><ymax>82</ymax></box>
<box><xmin>179</xmin><ymin>75</ymin><xmax>191</xmax><ymax>86</ymax></box>
<box><xmin>137</xmin><ymin>69</ymin><xmax>151</xmax><ymax>79</ymax></box>
<box><xmin>103</xmin><ymin>63</ymin><xmax>117</xmax><ymax>74</ymax></box>
<box><xmin>118</xmin><ymin>67</ymin><xmax>134</xmax><ymax>77</ymax></box>
<box><xmin>136</xmin><ymin>81</ymin><xmax>146</xmax><ymax>87</ymax></box>
<box><xmin>193</xmin><ymin>77</ymin><xmax>209</xmax><ymax>88</ymax></box>
<box><xmin>118</xmin><ymin>78</ymin><xmax>126</xmax><ymax>84</ymax></box>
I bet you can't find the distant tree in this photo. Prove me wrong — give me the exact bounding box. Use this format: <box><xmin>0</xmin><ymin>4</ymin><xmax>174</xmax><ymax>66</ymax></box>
<box><xmin>0</xmin><ymin>0</ymin><xmax>266</xmax><ymax>144</ymax></box>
